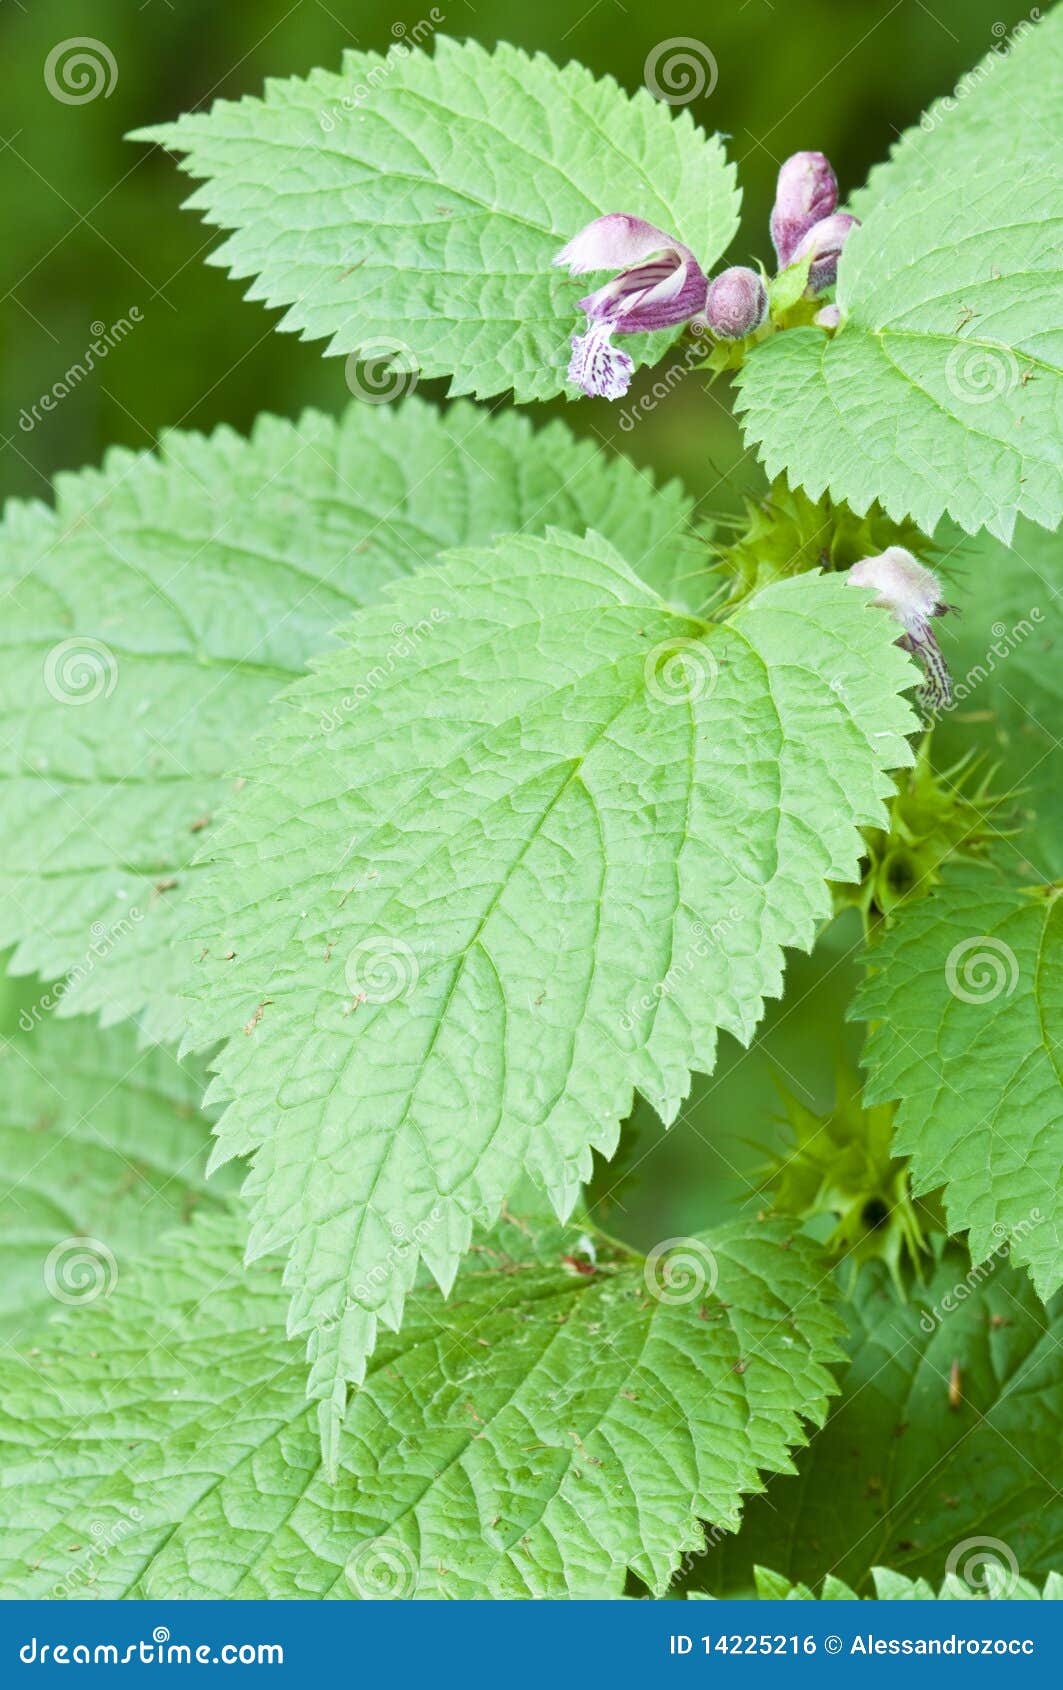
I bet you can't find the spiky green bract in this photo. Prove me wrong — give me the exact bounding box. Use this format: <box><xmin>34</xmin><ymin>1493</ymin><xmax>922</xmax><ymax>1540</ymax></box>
<box><xmin>765</xmin><ymin>1065</ymin><xmax>934</xmax><ymax>1290</ymax></box>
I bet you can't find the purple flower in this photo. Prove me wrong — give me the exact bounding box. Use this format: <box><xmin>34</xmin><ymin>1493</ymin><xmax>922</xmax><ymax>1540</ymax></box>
<box><xmin>847</xmin><ymin>547</ymin><xmax>953</xmax><ymax>709</ymax></box>
<box><xmin>704</xmin><ymin>266</ymin><xmax>768</xmax><ymax>341</ymax></box>
<box><xmin>771</xmin><ymin>151</ymin><xmax>838</xmax><ymax>268</ymax></box>
<box><xmin>792</xmin><ymin>212</ymin><xmax>860</xmax><ymax>294</ymax></box>
<box><xmin>554</xmin><ymin>214</ymin><xmax>709</xmax><ymax>399</ymax></box>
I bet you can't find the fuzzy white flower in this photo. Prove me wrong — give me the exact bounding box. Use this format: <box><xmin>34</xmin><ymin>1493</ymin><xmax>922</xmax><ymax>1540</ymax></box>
<box><xmin>847</xmin><ymin>547</ymin><xmax>952</xmax><ymax>709</ymax></box>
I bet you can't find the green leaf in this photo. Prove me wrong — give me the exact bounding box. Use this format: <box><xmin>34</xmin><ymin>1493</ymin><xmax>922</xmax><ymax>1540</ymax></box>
<box><xmin>134</xmin><ymin>38</ymin><xmax>739</xmax><ymax>404</ymax></box>
<box><xmin>693</xmin><ymin>1254</ymin><xmax>1063</xmax><ymax>1596</ymax></box>
<box><xmin>185</xmin><ymin>528</ymin><xmax>918</xmax><ymax>1440</ymax></box>
<box><xmin>735</xmin><ymin>160</ymin><xmax>1063</xmax><ymax>543</ymax></box>
<box><xmin>694</xmin><ymin>1566</ymin><xmax>1063</xmax><ymax>1600</ymax></box>
<box><xmin>856</xmin><ymin>867</ymin><xmax>1063</xmax><ymax>1297</ymax></box>
<box><xmin>851</xmin><ymin>8</ymin><xmax>1062</xmax><ymax>219</ymax></box>
<box><xmin>0</xmin><ymin>397</ymin><xmax>698</xmax><ymax>1044</ymax></box>
<box><xmin>0</xmin><ymin>1212</ymin><xmax>843</xmax><ymax>1599</ymax></box>
<box><xmin>936</xmin><ymin>518</ymin><xmax>1062</xmax><ymax>880</ymax></box>
<box><xmin>0</xmin><ymin>1015</ymin><xmax>232</xmax><ymax>1345</ymax></box>
<box><xmin>767</xmin><ymin>253</ymin><xmax>813</xmax><ymax>321</ymax></box>
<box><xmin>690</xmin><ymin>1567</ymin><xmax>909</xmax><ymax>1599</ymax></box>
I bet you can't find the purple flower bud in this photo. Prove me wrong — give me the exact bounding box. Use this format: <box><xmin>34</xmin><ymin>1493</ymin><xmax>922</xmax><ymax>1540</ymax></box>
<box><xmin>704</xmin><ymin>266</ymin><xmax>768</xmax><ymax>341</ymax></box>
<box><xmin>791</xmin><ymin>212</ymin><xmax>860</xmax><ymax>294</ymax></box>
<box><xmin>770</xmin><ymin>151</ymin><xmax>838</xmax><ymax>268</ymax></box>
<box><xmin>814</xmin><ymin>303</ymin><xmax>841</xmax><ymax>330</ymax></box>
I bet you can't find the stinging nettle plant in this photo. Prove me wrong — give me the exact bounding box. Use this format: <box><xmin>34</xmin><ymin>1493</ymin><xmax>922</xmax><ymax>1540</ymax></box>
<box><xmin>0</xmin><ymin>17</ymin><xmax>1061</xmax><ymax>1602</ymax></box>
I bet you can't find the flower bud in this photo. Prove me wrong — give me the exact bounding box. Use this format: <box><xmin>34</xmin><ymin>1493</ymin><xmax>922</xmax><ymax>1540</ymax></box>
<box><xmin>847</xmin><ymin>546</ymin><xmax>953</xmax><ymax>710</ymax></box>
<box><xmin>704</xmin><ymin>266</ymin><xmax>768</xmax><ymax>341</ymax></box>
<box><xmin>792</xmin><ymin>212</ymin><xmax>860</xmax><ymax>294</ymax></box>
<box><xmin>814</xmin><ymin>303</ymin><xmax>841</xmax><ymax>330</ymax></box>
<box><xmin>770</xmin><ymin>151</ymin><xmax>838</xmax><ymax>268</ymax></box>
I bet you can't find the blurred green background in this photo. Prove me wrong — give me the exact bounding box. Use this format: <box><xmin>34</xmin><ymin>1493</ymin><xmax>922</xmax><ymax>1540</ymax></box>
<box><xmin>0</xmin><ymin>0</ymin><xmax>1015</xmax><ymax>1244</ymax></box>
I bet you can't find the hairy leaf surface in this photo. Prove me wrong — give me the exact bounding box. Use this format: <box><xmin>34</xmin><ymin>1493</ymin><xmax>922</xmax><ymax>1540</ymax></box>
<box><xmin>0</xmin><ymin>1017</ymin><xmax>230</xmax><ymax>1344</ymax></box>
<box><xmin>856</xmin><ymin>868</ymin><xmax>1063</xmax><ymax>1296</ymax></box>
<box><xmin>0</xmin><ymin>398</ymin><xmax>695</xmax><ymax>1043</ymax></box>
<box><xmin>186</xmin><ymin>529</ymin><xmax>918</xmax><ymax>1439</ymax></box>
<box><xmin>695</xmin><ymin>1255</ymin><xmax>1063</xmax><ymax>1595</ymax></box>
<box><xmin>0</xmin><ymin>1212</ymin><xmax>843</xmax><ymax>1599</ymax></box>
<box><xmin>136</xmin><ymin>38</ymin><xmax>740</xmax><ymax>403</ymax></box>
